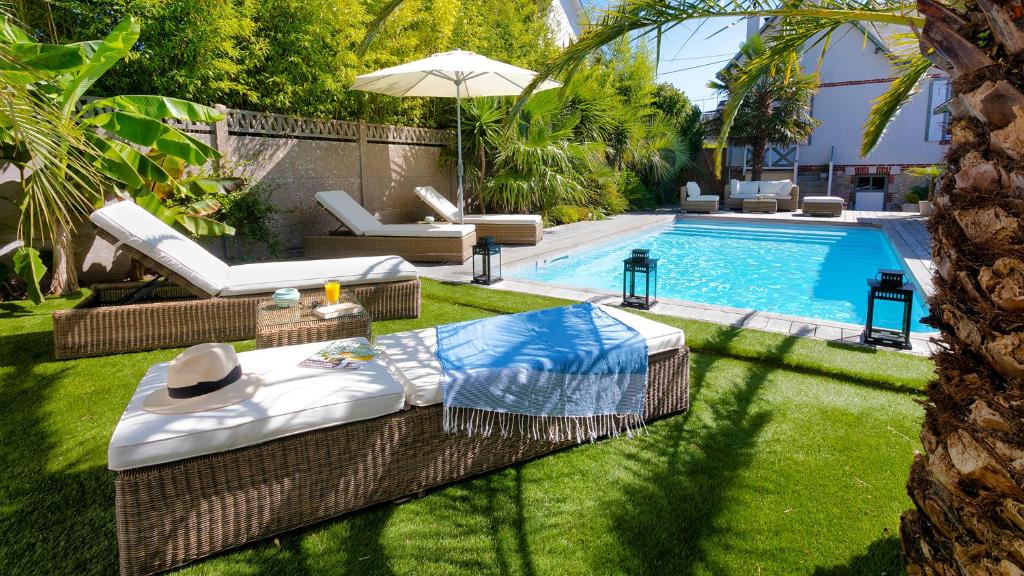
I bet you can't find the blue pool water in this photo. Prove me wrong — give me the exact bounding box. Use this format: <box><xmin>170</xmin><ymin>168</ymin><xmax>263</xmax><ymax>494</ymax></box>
<box><xmin>513</xmin><ymin>221</ymin><xmax>935</xmax><ymax>333</ymax></box>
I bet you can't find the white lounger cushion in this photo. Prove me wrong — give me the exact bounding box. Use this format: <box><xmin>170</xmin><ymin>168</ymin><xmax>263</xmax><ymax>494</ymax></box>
<box><xmin>363</xmin><ymin>223</ymin><xmax>475</xmax><ymax>238</ymax></box>
<box><xmin>688</xmin><ymin>195</ymin><xmax>720</xmax><ymax>202</ymax></box>
<box><xmin>91</xmin><ymin>201</ymin><xmax>230</xmax><ymax>296</ymax></box>
<box><xmin>108</xmin><ymin>339</ymin><xmax>406</xmax><ymax>470</ymax></box>
<box><xmin>377</xmin><ymin>305</ymin><xmax>686</xmax><ymax>407</ymax></box>
<box><xmin>317</xmin><ymin>190</ymin><xmax>474</xmax><ymax>237</ymax></box>
<box><xmin>415</xmin><ymin>186</ymin><xmax>541</xmax><ymax>226</ymax></box>
<box><xmin>804</xmin><ymin>196</ymin><xmax>843</xmax><ymax>203</ymax></box>
<box><xmin>220</xmin><ymin>256</ymin><xmax>418</xmax><ymax>296</ymax></box>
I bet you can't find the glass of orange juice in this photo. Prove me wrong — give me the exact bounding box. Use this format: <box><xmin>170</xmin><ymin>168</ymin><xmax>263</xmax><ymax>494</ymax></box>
<box><xmin>324</xmin><ymin>279</ymin><xmax>341</xmax><ymax>305</ymax></box>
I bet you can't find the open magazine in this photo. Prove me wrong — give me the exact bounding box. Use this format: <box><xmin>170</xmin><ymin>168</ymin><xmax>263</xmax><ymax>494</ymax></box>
<box><xmin>299</xmin><ymin>340</ymin><xmax>386</xmax><ymax>369</ymax></box>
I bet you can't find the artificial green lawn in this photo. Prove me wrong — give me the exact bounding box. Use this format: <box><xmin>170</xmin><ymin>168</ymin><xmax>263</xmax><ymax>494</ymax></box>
<box><xmin>0</xmin><ymin>279</ymin><xmax>933</xmax><ymax>575</ymax></box>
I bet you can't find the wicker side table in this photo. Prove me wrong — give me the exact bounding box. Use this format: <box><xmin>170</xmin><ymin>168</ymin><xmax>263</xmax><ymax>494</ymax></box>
<box><xmin>255</xmin><ymin>292</ymin><xmax>371</xmax><ymax>349</ymax></box>
<box><xmin>742</xmin><ymin>197</ymin><xmax>778</xmax><ymax>213</ymax></box>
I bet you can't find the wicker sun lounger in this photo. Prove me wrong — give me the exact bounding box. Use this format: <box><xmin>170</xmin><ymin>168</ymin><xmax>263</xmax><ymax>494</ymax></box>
<box><xmin>52</xmin><ymin>201</ymin><xmax>421</xmax><ymax>360</ymax></box>
<box><xmin>109</xmin><ymin>311</ymin><xmax>690</xmax><ymax>576</ymax></box>
<box><xmin>305</xmin><ymin>190</ymin><xmax>477</xmax><ymax>262</ymax></box>
<box><xmin>413</xmin><ymin>186</ymin><xmax>544</xmax><ymax>245</ymax></box>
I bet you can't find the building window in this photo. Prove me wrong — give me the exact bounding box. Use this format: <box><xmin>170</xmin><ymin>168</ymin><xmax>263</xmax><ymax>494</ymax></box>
<box><xmin>856</xmin><ymin>175</ymin><xmax>887</xmax><ymax>191</ymax></box>
<box><xmin>927</xmin><ymin>78</ymin><xmax>952</xmax><ymax>142</ymax></box>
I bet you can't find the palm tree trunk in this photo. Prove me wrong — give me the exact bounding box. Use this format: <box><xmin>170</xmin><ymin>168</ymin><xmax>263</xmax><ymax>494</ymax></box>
<box><xmin>749</xmin><ymin>139</ymin><xmax>767</xmax><ymax>181</ymax></box>
<box><xmin>900</xmin><ymin>1</ymin><xmax>1024</xmax><ymax>573</ymax></box>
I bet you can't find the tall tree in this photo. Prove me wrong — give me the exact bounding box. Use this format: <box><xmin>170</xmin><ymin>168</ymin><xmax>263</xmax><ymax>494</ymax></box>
<box><xmin>704</xmin><ymin>34</ymin><xmax>819</xmax><ymax>181</ymax></box>
<box><xmin>526</xmin><ymin>1</ymin><xmax>1024</xmax><ymax>573</ymax></box>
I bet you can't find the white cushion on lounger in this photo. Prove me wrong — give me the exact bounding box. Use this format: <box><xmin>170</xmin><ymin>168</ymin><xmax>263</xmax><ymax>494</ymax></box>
<box><xmin>690</xmin><ymin>195</ymin><xmax>720</xmax><ymax>202</ymax></box>
<box><xmin>377</xmin><ymin>305</ymin><xmax>686</xmax><ymax>407</ymax></box>
<box><xmin>91</xmin><ymin>200</ymin><xmax>229</xmax><ymax>296</ymax></box>
<box><xmin>462</xmin><ymin>214</ymin><xmax>542</xmax><ymax>226</ymax></box>
<box><xmin>414</xmin><ymin>186</ymin><xmax>541</xmax><ymax>226</ymax></box>
<box><xmin>315</xmin><ymin>190</ymin><xmax>386</xmax><ymax>235</ymax></box>
<box><xmin>364</xmin><ymin>223</ymin><xmax>475</xmax><ymax>238</ymax></box>
<box><xmin>108</xmin><ymin>339</ymin><xmax>405</xmax><ymax>470</ymax></box>
<box><xmin>220</xmin><ymin>256</ymin><xmax>419</xmax><ymax>296</ymax></box>
<box><xmin>685</xmin><ymin>181</ymin><xmax>701</xmax><ymax>199</ymax></box>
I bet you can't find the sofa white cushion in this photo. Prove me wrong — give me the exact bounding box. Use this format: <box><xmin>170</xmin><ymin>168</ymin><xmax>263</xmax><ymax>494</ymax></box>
<box><xmin>315</xmin><ymin>191</ymin><xmax>385</xmax><ymax>235</ymax></box>
<box><xmin>220</xmin><ymin>256</ymin><xmax>418</xmax><ymax>296</ymax></box>
<box><xmin>685</xmin><ymin>182</ymin><xmax>701</xmax><ymax>199</ymax></box>
<box><xmin>108</xmin><ymin>338</ymin><xmax>406</xmax><ymax>470</ymax></box>
<box><xmin>91</xmin><ymin>200</ymin><xmax>230</xmax><ymax>297</ymax></box>
<box><xmin>377</xmin><ymin>305</ymin><xmax>686</xmax><ymax>407</ymax></box>
<box><xmin>462</xmin><ymin>214</ymin><xmax>542</xmax><ymax>226</ymax></box>
<box><xmin>760</xmin><ymin>180</ymin><xmax>793</xmax><ymax>198</ymax></box>
<box><xmin>730</xmin><ymin>179</ymin><xmax>741</xmax><ymax>197</ymax></box>
<box><xmin>736</xmin><ymin>181</ymin><xmax>761</xmax><ymax>198</ymax></box>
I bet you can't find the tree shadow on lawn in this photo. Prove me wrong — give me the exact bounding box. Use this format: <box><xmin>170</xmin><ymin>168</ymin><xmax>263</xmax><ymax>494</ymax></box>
<box><xmin>0</xmin><ymin>335</ymin><xmax>120</xmax><ymax>575</ymax></box>
<box><xmin>811</xmin><ymin>536</ymin><xmax>904</xmax><ymax>575</ymax></box>
<box><xmin>595</xmin><ymin>325</ymin><xmax>788</xmax><ymax>575</ymax></box>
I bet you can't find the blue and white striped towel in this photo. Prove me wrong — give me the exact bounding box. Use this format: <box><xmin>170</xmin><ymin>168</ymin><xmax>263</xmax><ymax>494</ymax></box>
<box><xmin>435</xmin><ymin>303</ymin><xmax>648</xmax><ymax>442</ymax></box>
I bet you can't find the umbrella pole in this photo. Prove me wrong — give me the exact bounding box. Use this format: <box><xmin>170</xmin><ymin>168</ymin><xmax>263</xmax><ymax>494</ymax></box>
<box><xmin>456</xmin><ymin>80</ymin><xmax>465</xmax><ymax>225</ymax></box>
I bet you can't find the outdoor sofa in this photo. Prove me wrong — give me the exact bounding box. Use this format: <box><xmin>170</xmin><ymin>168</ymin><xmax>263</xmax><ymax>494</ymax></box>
<box><xmin>679</xmin><ymin>182</ymin><xmax>720</xmax><ymax>213</ymax></box>
<box><xmin>723</xmin><ymin>179</ymin><xmax>800</xmax><ymax>211</ymax></box>
<box><xmin>413</xmin><ymin>185</ymin><xmax>544</xmax><ymax>245</ymax></box>
<box><xmin>52</xmin><ymin>201</ymin><xmax>421</xmax><ymax>359</ymax></box>
<box><xmin>108</xmin><ymin>305</ymin><xmax>690</xmax><ymax>576</ymax></box>
<box><xmin>305</xmin><ymin>190</ymin><xmax>477</xmax><ymax>262</ymax></box>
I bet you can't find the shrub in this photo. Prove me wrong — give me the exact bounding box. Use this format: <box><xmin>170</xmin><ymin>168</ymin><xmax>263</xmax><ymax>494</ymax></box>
<box><xmin>903</xmin><ymin>190</ymin><xmax>923</xmax><ymax>204</ymax></box>
<box><xmin>546</xmin><ymin>205</ymin><xmax>595</xmax><ymax>226</ymax></box>
<box><xmin>217</xmin><ymin>181</ymin><xmax>285</xmax><ymax>258</ymax></box>
<box><xmin>620</xmin><ymin>170</ymin><xmax>656</xmax><ymax>210</ymax></box>
<box><xmin>600</xmin><ymin>182</ymin><xmax>630</xmax><ymax>215</ymax></box>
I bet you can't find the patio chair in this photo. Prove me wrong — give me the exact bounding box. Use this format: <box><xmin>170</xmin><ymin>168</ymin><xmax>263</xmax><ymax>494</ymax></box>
<box><xmin>679</xmin><ymin>182</ymin><xmax>720</xmax><ymax>213</ymax></box>
<box><xmin>305</xmin><ymin>190</ymin><xmax>477</xmax><ymax>262</ymax></box>
<box><xmin>52</xmin><ymin>200</ymin><xmax>421</xmax><ymax>359</ymax></box>
<box><xmin>413</xmin><ymin>186</ymin><xmax>543</xmax><ymax>245</ymax></box>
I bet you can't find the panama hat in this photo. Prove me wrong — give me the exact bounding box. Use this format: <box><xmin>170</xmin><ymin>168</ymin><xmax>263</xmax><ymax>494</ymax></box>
<box><xmin>143</xmin><ymin>343</ymin><xmax>263</xmax><ymax>414</ymax></box>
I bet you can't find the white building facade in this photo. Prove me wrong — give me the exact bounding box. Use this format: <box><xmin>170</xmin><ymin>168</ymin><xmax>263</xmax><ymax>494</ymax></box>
<box><xmin>724</xmin><ymin>19</ymin><xmax>950</xmax><ymax>210</ymax></box>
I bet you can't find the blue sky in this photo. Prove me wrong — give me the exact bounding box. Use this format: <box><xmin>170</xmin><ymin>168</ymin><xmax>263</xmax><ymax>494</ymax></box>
<box><xmin>584</xmin><ymin>3</ymin><xmax>751</xmax><ymax>111</ymax></box>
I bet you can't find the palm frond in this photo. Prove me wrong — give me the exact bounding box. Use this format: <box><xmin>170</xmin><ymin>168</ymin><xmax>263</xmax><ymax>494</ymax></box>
<box><xmin>860</xmin><ymin>52</ymin><xmax>932</xmax><ymax>155</ymax></box>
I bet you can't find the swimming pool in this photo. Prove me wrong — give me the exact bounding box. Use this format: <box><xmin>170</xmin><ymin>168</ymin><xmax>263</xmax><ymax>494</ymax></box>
<box><xmin>512</xmin><ymin>221</ymin><xmax>935</xmax><ymax>333</ymax></box>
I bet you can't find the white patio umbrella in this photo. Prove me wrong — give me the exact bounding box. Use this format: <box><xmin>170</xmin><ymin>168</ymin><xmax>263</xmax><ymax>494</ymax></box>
<box><xmin>351</xmin><ymin>50</ymin><xmax>561</xmax><ymax>224</ymax></box>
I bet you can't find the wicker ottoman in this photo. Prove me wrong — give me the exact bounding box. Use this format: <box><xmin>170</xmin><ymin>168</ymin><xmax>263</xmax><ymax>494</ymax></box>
<box><xmin>255</xmin><ymin>292</ymin><xmax>371</xmax><ymax>348</ymax></box>
<box><xmin>742</xmin><ymin>198</ymin><xmax>778</xmax><ymax>213</ymax></box>
<box><xmin>802</xmin><ymin>196</ymin><xmax>844</xmax><ymax>217</ymax></box>
<box><xmin>681</xmin><ymin>198</ymin><xmax>719</xmax><ymax>213</ymax></box>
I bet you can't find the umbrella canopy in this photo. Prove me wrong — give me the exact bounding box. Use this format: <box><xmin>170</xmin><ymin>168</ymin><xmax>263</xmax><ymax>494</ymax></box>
<box><xmin>351</xmin><ymin>50</ymin><xmax>560</xmax><ymax>223</ymax></box>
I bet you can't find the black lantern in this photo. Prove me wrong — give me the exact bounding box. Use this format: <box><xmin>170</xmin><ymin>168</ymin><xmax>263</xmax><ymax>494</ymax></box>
<box><xmin>622</xmin><ymin>249</ymin><xmax>658</xmax><ymax>310</ymax></box>
<box><xmin>864</xmin><ymin>269</ymin><xmax>916</xmax><ymax>349</ymax></box>
<box><xmin>472</xmin><ymin>236</ymin><xmax>502</xmax><ymax>285</ymax></box>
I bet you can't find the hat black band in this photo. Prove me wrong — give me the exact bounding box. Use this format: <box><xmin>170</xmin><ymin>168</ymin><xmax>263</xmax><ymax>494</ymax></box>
<box><xmin>168</xmin><ymin>364</ymin><xmax>242</xmax><ymax>399</ymax></box>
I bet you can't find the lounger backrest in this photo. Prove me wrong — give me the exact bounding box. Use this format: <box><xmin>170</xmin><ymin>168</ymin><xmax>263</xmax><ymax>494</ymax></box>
<box><xmin>413</xmin><ymin>186</ymin><xmax>460</xmax><ymax>222</ymax></box>
<box><xmin>90</xmin><ymin>201</ymin><xmax>229</xmax><ymax>297</ymax></box>
<box><xmin>314</xmin><ymin>191</ymin><xmax>385</xmax><ymax>236</ymax></box>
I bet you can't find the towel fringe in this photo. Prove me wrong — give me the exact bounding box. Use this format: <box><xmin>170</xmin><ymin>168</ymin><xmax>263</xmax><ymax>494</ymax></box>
<box><xmin>441</xmin><ymin>406</ymin><xmax>647</xmax><ymax>444</ymax></box>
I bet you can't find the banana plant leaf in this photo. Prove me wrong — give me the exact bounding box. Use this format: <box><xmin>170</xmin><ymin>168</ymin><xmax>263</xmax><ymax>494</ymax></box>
<box><xmin>133</xmin><ymin>190</ymin><xmax>180</xmax><ymax>226</ymax></box>
<box><xmin>82</xmin><ymin>111</ymin><xmax>220</xmax><ymax>166</ymax></box>
<box><xmin>177</xmin><ymin>213</ymin><xmax>235</xmax><ymax>237</ymax></box>
<box><xmin>83</xmin><ymin>95</ymin><xmax>224</xmax><ymax>123</ymax></box>
<box><xmin>59</xmin><ymin>17</ymin><xmax>140</xmax><ymax>116</ymax></box>
<box><xmin>0</xmin><ymin>43</ymin><xmax>86</xmax><ymax>77</ymax></box>
<box><xmin>182</xmin><ymin>177</ymin><xmax>245</xmax><ymax>197</ymax></box>
<box><xmin>186</xmin><ymin>198</ymin><xmax>222</xmax><ymax>217</ymax></box>
<box><xmin>13</xmin><ymin>246</ymin><xmax>46</xmax><ymax>304</ymax></box>
<box><xmin>0</xmin><ymin>16</ymin><xmax>33</xmax><ymax>42</ymax></box>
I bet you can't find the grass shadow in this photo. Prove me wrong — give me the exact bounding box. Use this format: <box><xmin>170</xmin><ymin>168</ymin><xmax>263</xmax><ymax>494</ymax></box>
<box><xmin>811</xmin><ymin>536</ymin><xmax>904</xmax><ymax>575</ymax></box>
<box><xmin>595</xmin><ymin>324</ymin><xmax>797</xmax><ymax>574</ymax></box>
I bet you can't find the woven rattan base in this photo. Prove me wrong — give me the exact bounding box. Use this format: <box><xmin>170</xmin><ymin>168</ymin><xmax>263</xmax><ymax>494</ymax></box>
<box><xmin>470</xmin><ymin>221</ymin><xmax>543</xmax><ymax>245</ymax></box>
<box><xmin>113</xmin><ymin>346</ymin><xmax>689</xmax><ymax>576</ymax></box>
<box><xmin>52</xmin><ymin>279</ymin><xmax>421</xmax><ymax>359</ymax></box>
<box><xmin>304</xmin><ymin>232</ymin><xmax>475</xmax><ymax>263</ymax></box>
